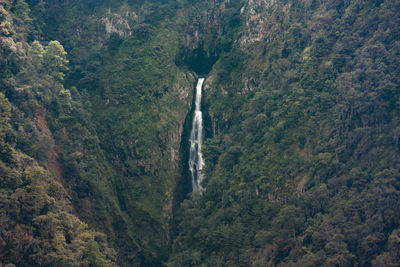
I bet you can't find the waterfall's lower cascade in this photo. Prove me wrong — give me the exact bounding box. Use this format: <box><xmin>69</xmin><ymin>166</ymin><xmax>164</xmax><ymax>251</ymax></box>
<box><xmin>189</xmin><ymin>78</ymin><xmax>205</xmax><ymax>191</ymax></box>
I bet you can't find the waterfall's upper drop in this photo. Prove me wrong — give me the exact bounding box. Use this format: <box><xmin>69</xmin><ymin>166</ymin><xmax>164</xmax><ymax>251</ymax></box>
<box><xmin>189</xmin><ymin>78</ymin><xmax>205</xmax><ymax>191</ymax></box>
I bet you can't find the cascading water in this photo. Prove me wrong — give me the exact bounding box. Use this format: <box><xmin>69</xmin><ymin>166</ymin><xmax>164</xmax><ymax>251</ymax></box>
<box><xmin>189</xmin><ymin>78</ymin><xmax>205</xmax><ymax>191</ymax></box>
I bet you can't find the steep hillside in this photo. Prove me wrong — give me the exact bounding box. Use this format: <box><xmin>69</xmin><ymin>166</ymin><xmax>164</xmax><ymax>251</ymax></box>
<box><xmin>1</xmin><ymin>0</ymin><xmax>399</xmax><ymax>266</ymax></box>
<box><xmin>0</xmin><ymin>1</ymin><xmax>116</xmax><ymax>265</ymax></box>
<box><xmin>0</xmin><ymin>0</ymin><xmax>194</xmax><ymax>265</ymax></box>
<box><xmin>171</xmin><ymin>0</ymin><xmax>400</xmax><ymax>266</ymax></box>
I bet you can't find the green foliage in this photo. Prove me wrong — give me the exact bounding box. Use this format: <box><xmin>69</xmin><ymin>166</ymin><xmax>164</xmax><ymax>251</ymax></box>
<box><xmin>2</xmin><ymin>0</ymin><xmax>400</xmax><ymax>266</ymax></box>
<box><xmin>20</xmin><ymin>0</ymin><xmax>198</xmax><ymax>265</ymax></box>
<box><xmin>43</xmin><ymin>40</ymin><xmax>69</xmax><ymax>81</ymax></box>
<box><xmin>29</xmin><ymin>40</ymin><xmax>45</xmax><ymax>66</ymax></box>
<box><xmin>0</xmin><ymin>2</ymin><xmax>116</xmax><ymax>265</ymax></box>
<box><xmin>0</xmin><ymin>92</ymin><xmax>11</xmax><ymax>128</ymax></box>
<box><xmin>0</xmin><ymin>93</ymin><xmax>12</xmax><ymax>163</ymax></box>
<box><xmin>13</xmin><ymin>0</ymin><xmax>30</xmax><ymax>20</ymax></box>
<box><xmin>171</xmin><ymin>0</ymin><xmax>400</xmax><ymax>266</ymax></box>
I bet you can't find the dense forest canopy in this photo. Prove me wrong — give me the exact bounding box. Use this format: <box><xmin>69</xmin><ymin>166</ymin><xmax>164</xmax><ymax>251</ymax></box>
<box><xmin>1</xmin><ymin>0</ymin><xmax>399</xmax><ymax>266</ymax></box>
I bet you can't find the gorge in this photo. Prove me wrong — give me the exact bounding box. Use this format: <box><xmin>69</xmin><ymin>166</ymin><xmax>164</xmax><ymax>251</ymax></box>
<box><xmin>0</xmin><ymin>0</ymin><xmax>399</xmax><ymax>266</ymax></box>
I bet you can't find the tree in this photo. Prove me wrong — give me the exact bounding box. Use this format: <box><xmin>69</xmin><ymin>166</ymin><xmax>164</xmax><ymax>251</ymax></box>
<box><xmin>43</xmin><ymin>40</ymin><xmax>69</xmax><ymax>81</ymax></box>
<box><xmin>0</xmin><ymin>93</ymin><xmax>12</xmax><ymax>163</ymax></box>
<box><xmin>13</xmin><ymin>0</ymin><xmax>30</xmax><ymax>20</ymax></box>
<box><xmin>28</xmin><ymin>40</ymin><xmax>44</xmax><ymax>68</ymax></box>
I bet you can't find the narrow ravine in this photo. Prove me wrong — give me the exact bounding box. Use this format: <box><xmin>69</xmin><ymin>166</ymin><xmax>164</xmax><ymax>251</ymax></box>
<box><xmin>188</xmin><ymin>78</ymin><xmax>205</xmax><ymax>191</ymax></box>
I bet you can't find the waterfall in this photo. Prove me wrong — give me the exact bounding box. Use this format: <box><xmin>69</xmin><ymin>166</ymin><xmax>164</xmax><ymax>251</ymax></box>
<box><xmin>189</xmin><ymin>78</ymin><xmax>205</xmax><ymax>191</ymax></box>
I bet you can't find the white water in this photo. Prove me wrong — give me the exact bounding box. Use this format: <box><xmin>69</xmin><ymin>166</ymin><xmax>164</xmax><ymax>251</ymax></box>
<box><xmin>189</xmin><ymin>78</ymin><xmax>205</xmax><ymax>191</ymax></box>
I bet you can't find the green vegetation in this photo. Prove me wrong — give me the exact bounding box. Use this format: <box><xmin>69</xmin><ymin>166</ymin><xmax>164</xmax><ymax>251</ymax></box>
<box><xmin>2</xmin><ymin>0</ymin><xmax>195</xmax><ymax>265</ymax></box>
<box><xmin>0</xmin><ymin>2</ymin><xmax>116</xmax><ymax>265</ymax></box>
<box><xmin>170</xmin><ymin>0</ymin><xmax>400</xmax><ymax>266</ymax></box>
<box><xmin>1</xmin><ymin>0</ymin><xmax>399</xmax><ymax>266</ymax></box>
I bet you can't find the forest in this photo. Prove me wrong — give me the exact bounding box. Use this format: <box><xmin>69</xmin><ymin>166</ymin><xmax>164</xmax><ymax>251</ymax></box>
<box><xmin>0</xmin><ymin>0</ymin><xmax>399</xmax><ymax>266</ymax></box>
